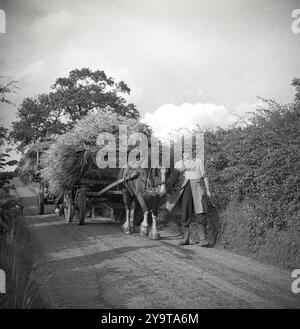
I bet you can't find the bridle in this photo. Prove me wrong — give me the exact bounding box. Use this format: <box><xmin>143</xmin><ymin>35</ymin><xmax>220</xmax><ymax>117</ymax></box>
<box><xmin>143</xmin><ymin>167</ymin><xmax>167</xmax><ymax>197</ymax></box>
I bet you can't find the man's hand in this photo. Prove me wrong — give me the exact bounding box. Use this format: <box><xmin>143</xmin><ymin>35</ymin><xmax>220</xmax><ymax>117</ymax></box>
<box><xmin>207</xmin><ymin>190</ymin><xmax>211</xmax><ymax>198</ymax></box>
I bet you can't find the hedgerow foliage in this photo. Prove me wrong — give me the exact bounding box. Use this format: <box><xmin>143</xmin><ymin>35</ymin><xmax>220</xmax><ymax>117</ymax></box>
<box><xmin>204</xmin><ymin>81</ymin><xmax>300</xmax><ymax>264</ymax></box>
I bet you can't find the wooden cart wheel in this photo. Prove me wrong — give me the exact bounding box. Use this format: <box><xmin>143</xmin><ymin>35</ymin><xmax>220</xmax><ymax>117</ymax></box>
<box><xmin>74</xmin><ymin>188</ymin><xmax>86</xmax><ymax>225</ymax></box>
<box><xmin>38</xmin><ymin>182</ymin><xmax>45</xmax><ymax>215</ymax></box>
<box><xmin>113</xmin><ymin>208</ymin><xmax>125</xmax><ymax>224</ymax></box>
<box><xmin>63</xmin><ymin>191</ymin><xmax>74</xmax><ymax>222</ymax></box>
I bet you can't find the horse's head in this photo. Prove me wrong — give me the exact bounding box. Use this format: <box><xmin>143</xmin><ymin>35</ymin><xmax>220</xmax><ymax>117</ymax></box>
<box><xmin>157</xmin><ymin>167</ymin><xmax>170</xmax><ymax>197</ymax></box>
<box><xmin>138</xmin><ymin>167</ymin><xmax>172</xmax><ymax>198</ymax></box>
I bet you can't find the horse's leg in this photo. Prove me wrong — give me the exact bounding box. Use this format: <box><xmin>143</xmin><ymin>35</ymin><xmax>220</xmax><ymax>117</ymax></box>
<box><xmin>123</xmin><ymin>208</ymin><xmax>131</xmax><ymax>234</ymax></box>
<box><xmin>149</xmin><ymin>213</ymin><xmax>160</xmax><ymax>240</ymax></box>
<box><xmin>140</xmin><ymin>211</ymin><xmax>149</xmax><ymax>236</ymax></box>
<box><xmin>136</xmin><ymin>193</ymin><xmax>149</xmax><ymax>236</ymax></box>
<box><xmin>149</xmin><ymin>198</ymin><xmax>160</xmax><ymax>240</ymax></box>
<box><xmin>129</xmin><ymin>199</ymin><xmax>136</xmax><ymax>233</ymax></box>
<box><xmin>121</xmin><ymin>189</ymin><xmax>131</xmax><ymax>234</ymax></box>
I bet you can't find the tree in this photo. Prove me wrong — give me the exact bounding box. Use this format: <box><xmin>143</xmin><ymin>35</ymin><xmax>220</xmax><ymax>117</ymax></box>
<box><xmin>0</xmin><ymin>79</ymin><xmax>17</xmax><ymax>105</ymax></box>
<box><xmin>10</xmin><ymin>94</ymin><xmax>67</xmax><ymax>150</ymax></box>
<box><xmin>0</xmin><ymin>126</ymin><xmax>17</xmax><ymax>172</ymax></box>
<box><xmin>10</xmin><ymin>68</ymin><xmax>140</xmax><ymax>151</ymax></box>
<box><xmin>0</xmin><ymin>79</ymin><xmax>18</xmax><ymax>184</ymax></box>
<box><xmin>292</xmin><ymin>78</ymin><xmax>300</xmax><ymax>101</ymax></box>
<box><xmin>51</xmin><ymin>68</ymin><xmax>139</xmax><ymax>122</ymax></box>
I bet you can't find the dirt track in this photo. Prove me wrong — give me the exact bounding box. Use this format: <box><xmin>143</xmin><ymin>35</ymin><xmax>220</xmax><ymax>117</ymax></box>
<box><xmin>11</xmin><ymin>178</ymin><xmax>300</xmax><ymax>309</ymax></box>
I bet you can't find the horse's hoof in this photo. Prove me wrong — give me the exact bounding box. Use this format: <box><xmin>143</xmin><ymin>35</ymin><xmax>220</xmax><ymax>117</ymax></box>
<box><xmin>140</xmin><ymin>226</ymin><xmax>149</xmax><ymax>236</ymax></box>
<box><xmin>149</xmin><ymin>231</ymin><xmax>160</xmax><ymax>240</ymax></box>
<box><xmin>122</xmin><ymin>225</ymin><xmax>131</xmax><ymax>234</ymax></box>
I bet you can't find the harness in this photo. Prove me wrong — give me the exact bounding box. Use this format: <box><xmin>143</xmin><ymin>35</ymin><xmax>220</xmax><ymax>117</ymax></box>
<box><xmin>143</xmin><ymin>168</ymin><xmax>165</xmax><ymax>199</ymax></box>
<box><xmin>123</xmin><ymin>165</ymin><xmax>165</xmax><ymax>199</ymax></box>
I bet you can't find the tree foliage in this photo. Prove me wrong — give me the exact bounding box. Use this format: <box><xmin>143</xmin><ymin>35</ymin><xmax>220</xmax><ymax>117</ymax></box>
<box><xmin>10</xmin><ymin>68</ymin><xmax>140</xmax><ymax>151</ymax></box>
<box><xmin>292</xmin><ymin>77</ymin><xmax>300</xmax><ymax>100</ymax></box>
<box><xmin>0</xmin><ymin>79</ymin><xmax>18</xmax><ymax>105</ymax></box>
<box><xmin>0</xmin><ymin>79</ymin><xmax>18</xmax><ymax>189</ymax></box>
<box><xmin>205</xmin><ymin>79</ymin><xmax>300</xmax><ymax>250</ymax></box>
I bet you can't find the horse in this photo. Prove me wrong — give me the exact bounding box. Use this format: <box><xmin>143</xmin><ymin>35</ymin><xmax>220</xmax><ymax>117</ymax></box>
<box><xmin>119</xmin><ymin>166</ymin><xmax>168</xmax><ymax>240</ymax></box>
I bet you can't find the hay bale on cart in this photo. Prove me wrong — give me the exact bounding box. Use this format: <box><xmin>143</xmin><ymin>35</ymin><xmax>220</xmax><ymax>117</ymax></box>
<box><xmin>17</xmin><ymin>139</ymin><xmax>57</xmax><ymax>215</ymax></box>
<box><xmin>41</xmin><ymin>110</ymin><xmax>149</xmax><ymax>225</ymax></box>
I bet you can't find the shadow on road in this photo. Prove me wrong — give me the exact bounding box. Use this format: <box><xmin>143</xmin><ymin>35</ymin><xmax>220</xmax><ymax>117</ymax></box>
<box><xmin>43</xmin><ymin>244</ymin><xmax>161</xmax><ymax>273</ymax></box>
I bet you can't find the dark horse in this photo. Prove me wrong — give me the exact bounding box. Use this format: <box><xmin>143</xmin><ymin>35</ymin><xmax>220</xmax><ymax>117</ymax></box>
<box><xmin>119</xmin><ymin>166</ymin><xmax>167</xmax><ymax>240</ymax></box>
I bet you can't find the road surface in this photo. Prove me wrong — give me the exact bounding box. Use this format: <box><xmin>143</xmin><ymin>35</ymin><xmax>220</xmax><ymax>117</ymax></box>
<box><xmin>11</xmin><ymin>178</ymin><xmax>300</xmax><ymax>309</ymax></box>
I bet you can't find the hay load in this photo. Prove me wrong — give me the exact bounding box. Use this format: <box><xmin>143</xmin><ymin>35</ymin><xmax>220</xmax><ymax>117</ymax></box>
<box><xmin>17</xmin><ymin>140</ymin><xmax>54</xmax><ymax>183</ymax></box>
<box><xmin>41</xmin><ymin>110</ymin><xmax>149</xmax><ymax>195</ymax></box>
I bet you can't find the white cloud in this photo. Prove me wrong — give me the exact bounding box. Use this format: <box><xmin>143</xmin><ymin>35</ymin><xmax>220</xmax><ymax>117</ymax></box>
<box><xmin>142</xmin><ymin>102</ymin><xmax>238</xmax><ymax>140</ymax></box>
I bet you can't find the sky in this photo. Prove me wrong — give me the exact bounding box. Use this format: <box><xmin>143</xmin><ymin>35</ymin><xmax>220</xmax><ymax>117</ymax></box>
<box><xmin>0</xmin><ymin>0</ymin><xmax>300</xmax><ymax>140</ymax></box>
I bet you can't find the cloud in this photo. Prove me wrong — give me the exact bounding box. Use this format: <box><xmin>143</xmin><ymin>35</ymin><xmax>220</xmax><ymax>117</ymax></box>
<box><xmin>30</xmin><ymin>11</ymin><xmax>74</xmax><ymax>37</ymax></box>
<box><xmin>234</xmin><ymin>100</ymin><xmax>265</xmax><ymax>116</ymax></box>
<box><xmin>142</xmin><ymin>102</ymin><xmax>238</xmax><ymax>139</ymax></box>
<box><xmin>18</xmin><ymin>60</ymin><xmax>45</xmax><ymax>81</ymax></box>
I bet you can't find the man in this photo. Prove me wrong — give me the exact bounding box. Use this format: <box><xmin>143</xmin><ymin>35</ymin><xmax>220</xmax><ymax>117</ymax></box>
<box><xmin>166</xmin><ymin>152</ymin><xmax>211</xmax><ymax>247</ymax></box>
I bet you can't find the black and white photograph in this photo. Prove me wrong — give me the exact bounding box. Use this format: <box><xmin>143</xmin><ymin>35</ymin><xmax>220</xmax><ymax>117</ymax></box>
<box><xmin>0</xmin><ymin>0</ymin><xmax>300</xmax><ymax>316</ymax></box>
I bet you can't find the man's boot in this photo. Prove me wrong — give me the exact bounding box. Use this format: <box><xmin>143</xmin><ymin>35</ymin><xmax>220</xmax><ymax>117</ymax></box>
<box><xmin>178</xmin><ymin>225</ymin><xmax>190</xmax><ymax>246</ymax></box>
<box><xmin>198</xmin><ymin>220</ymin><xmax>210</xmax><ymax>247</ymax></box>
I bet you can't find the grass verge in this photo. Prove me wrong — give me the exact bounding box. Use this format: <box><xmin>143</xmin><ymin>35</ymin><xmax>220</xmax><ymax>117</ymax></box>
<box><xmin>0</xmin><ymin>199</ymin><xmax>45</xmax><ymax>308</ymax></box>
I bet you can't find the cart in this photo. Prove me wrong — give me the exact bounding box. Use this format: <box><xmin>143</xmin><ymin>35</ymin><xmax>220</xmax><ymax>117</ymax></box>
<box><xmin>62</xmin><ymin>165</ymin><xmax>138</xmax><ymax>225</ymax></box>
<box><xmin>32</xmin><ymin>139</ymin><xmax>57</xmax><ymax>215</ymax></box>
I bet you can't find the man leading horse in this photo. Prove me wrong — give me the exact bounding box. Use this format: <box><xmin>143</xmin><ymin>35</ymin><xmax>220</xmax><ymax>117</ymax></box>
<box><xmin>166</xmin><ymin>151</ymin><xmax>212</xmax><ymax>247</ymax></box>
<box><xmin>119</xmin><ymin>152</ymin><xmax>212</xmax><ymax>247</ymax></box>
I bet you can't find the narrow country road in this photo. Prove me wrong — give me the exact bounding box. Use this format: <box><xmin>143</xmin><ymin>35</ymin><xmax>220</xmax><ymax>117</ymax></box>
<box><xmin>11</xmin><ymin>178</ymin><xmax>300</xmax><ymax>309</ymax></box>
